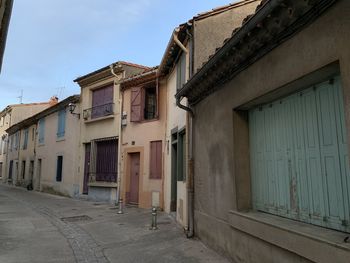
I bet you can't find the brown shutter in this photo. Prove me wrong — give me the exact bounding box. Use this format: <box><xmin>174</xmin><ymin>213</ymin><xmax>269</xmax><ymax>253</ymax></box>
<box><xmin>130</xmin><ymin>87</ymin><xmax>143</xmax><ymax>122</ymax></box>
<box><xmin>150</xmin><ymin>141</ymin><xmax>162</xmax><ymax>179</ymax></box>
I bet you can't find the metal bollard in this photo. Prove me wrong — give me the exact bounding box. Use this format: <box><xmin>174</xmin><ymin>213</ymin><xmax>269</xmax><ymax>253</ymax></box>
<box><xmin>117</xmin><ymin>198</ymin><xmax>124</xmax><ymax>214</ymax></box>
<box><xmin>150</xmin><ymin>207</ymin><xmax>158</xmax><ymax>230</ymax></box>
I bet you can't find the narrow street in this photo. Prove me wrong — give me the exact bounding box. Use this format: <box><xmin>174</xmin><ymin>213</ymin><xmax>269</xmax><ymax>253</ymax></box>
<box><xmin>0</xmin><ymin>185</ymin><xmax>229</xmax><ymax>263</ymax></box>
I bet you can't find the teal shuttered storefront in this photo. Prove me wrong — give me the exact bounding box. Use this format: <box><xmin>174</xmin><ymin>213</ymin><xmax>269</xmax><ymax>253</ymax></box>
<box><xmin>249</xmin><ymin>76</ymin><xmax>350</xmax><ymax>233</ymax></box>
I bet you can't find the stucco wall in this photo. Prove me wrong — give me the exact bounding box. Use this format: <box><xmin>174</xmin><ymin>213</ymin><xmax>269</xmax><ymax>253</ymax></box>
<box><xmin>193</xmin><ymin>1</ymin><xmax>350</xmax><ymax>262</ymax></box>
<box><xmin>120</xmin><ymin>80</ymin><xmax>166</xmax><ymax>209</ymax></box>
<box><xmin>193</xmin><ymin>0</ymin><xmax>260</xmax><ymax>73</ymax></box>
<box><xmin>79</xmin><ymin>76</ymin><xmax>121</xmax><ymax>143</ymax></box>
<box><xmin>0</xmin><ymin>104</ymin><xmax>50</xmax><ymax>181</ymax></box>
<box><xmin>35</xmin><ymin>105</ymin><xmax>80</xmax><ymax>197</ymax></box>
<box><xmin>163</xmin><ymin>65</ymin><xmax>189</xmax><ymax>226</ymax></box>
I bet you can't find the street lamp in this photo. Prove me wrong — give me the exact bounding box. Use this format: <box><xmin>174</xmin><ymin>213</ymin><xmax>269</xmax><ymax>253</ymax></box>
<box><xmin>68</xmin><ymin>103</ymin><xmax>80</xmax><ymax>118</ymax></box>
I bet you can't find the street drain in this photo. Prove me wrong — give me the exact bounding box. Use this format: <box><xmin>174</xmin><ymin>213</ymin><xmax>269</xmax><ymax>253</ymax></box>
<box><xmin>61</xmin><ymin>215</ymin><xmax>92</xmax><ymax>223</ymax></box>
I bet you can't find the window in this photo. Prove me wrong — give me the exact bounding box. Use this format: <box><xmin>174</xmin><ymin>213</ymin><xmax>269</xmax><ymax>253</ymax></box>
<box><xmin>0</xmin><ymin>162</ymin><xmax>2</xmax><ymax>178</ymax></box>
<box><xmin>176</xmin><ymin>52</ymin><xmax>187</xmax><ymax>90</ymax></box>
<box><xmin>13</xmin><ymin>132</ymin><xmax>19</xmax><ymax>151</ymax></box>
<box><xmin>56</xmin><ymin>156</ymin><xmax>63</xmax><ymax>182</ymax></box>
<box><xmin>38</xmin><ymin>118</ymin><xmax>45</xmax><ymax>144</ymax></box>
<box><xmin>21</xmin><ymin>161</ymin><xmax>26</xmax><ymax>179</ymax></box>
<box><xmin>0</xmin><ymin>139</ymin><xmax>2</xmax><ymax>155</ymax></box>
<box><xmin>32</xmin><ymin>127</ymin><xmax>35</xmax><ymax>141</ymax></box>
<box><xmin>57</xmin><ymin>109</ymin><xmax>66</xmax><ymax>138</ymax></box>
<box><xmin>150</xmin><ymin>141</ymin><xmax>162</xmax><ymax>179</ymax></box>
<box><xmin>130</xmin><ymin>84</ymin><xmax>158</xmax><ymax>122</ymax></box>
<box><xmin>95</xmin><ymin>139</ymin><xmax>118</xmax><ymax>182</ymax></box>
<box><xmin>23</xmin><ymin>129</ymin><xmax>29</xmax><ymax>150</ymax></box>
<box><xmin>91</xmin><ymin>85</ymin><xmax>114</xmax><ymax>119</ymax></box>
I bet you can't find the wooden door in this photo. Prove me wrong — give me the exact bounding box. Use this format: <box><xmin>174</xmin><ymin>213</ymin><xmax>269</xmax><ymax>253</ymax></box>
<box><xmin>8</xmin><ymin>160</ymin><xmax>13</xmax><ymax>179</ymax></box>
<box><xmin>29</xmin><ymin>161</ymin><xmax>34</xmax><ymax>181</ymax></box>
<box><xmin>129</xmin><ymin>153</ymin><xmax>140</xmax><ymax>204</ymax></box>
<box><xmin>83</xmin><ymin>143</ymin><xmax>91</xmax><ymax>194</ymax></box>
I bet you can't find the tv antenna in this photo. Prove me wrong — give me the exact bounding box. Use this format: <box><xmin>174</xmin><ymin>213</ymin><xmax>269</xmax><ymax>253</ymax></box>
<box><xmin>17</xmin><ymin>89</ymin><xmax>23</xmax><ymax>104</ymax></box>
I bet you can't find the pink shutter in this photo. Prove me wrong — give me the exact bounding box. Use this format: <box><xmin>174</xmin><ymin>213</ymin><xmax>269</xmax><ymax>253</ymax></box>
<box><xmin>150</xmin><ymin>141</ymin><xmax>162</xmax><ymax>179</ymax></box>
<box><xmin>130</xmin><ymin>87</ymin><xmax>142</xmax><ymax>122</ymax></box>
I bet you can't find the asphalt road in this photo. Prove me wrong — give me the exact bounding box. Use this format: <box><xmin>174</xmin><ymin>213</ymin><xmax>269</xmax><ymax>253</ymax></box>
<box><xmin>0</xmin><ymin>184</ymin><xmax>229</xmax><ymax>263</ymax></box>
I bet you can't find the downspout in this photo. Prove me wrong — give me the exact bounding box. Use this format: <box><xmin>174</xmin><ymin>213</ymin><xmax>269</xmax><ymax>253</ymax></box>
<box><xmin>185</xmin><ymin>25</ymin><xmax>195</xmax><ymax>238</ymax></box>
<box><xmin>174</xmin><ymin>26</ymin><xmax>194</xmax><ymax>116</ymax></box>
<box><xmin>110</xmin><ymin>64</ymin><xmax>123</xmax><ymax>206</ymax></box>
<box><xmin>173</xmin><ymin>28</ymin><xmax>188</xmax><ymax>54</ymax></box>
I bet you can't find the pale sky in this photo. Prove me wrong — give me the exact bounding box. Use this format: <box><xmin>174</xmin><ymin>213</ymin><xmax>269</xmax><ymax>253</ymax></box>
<box><xmin>0</xmin><ymin>0</ymin><xmax>235</xmax><ymax>109</ymax></box>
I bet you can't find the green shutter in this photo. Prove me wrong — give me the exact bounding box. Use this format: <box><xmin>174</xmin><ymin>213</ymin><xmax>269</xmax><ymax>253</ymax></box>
<box><xmin>249</xmin><ymin>76</ymin><xmax>350</xmax><ymax>232</ymax></box>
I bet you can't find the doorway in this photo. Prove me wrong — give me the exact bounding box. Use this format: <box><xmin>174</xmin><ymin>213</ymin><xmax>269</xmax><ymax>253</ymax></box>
<box><xmin>171</xmin><ymin>131</ymin><xmax>178</xmax><ymax>212</ymax></box>
<box><xmin>36</xmin><ymin>159</ymin><xmax>42</xmax><ymax>190</ymax></box>
<box><xmin>83</xmin><ymin>143</ymin><xmax>91</xmax><ymax>194</ymax></box>
<box><xmin>128</xmin><ymin>153</ymin><xmax>140</xmax><ymax>205</ymax></box>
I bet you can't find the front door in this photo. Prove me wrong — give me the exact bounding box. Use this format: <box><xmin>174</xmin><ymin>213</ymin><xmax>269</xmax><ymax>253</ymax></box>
<box><xmin>8</xmin><ymin>160</ymin><xmax>13</xmax><ymax>180</ymax></box>
<box><xmin>29</xmin><ymin>161</ymin><xmax>34</xmax><ymax>182</ymax></box>
<box><xmin>129</xmin><ymin>153</ymin><xmax>140</xmax><ymax>204</ymax></box>
<box><xmin>83</xmin><ymin>143</ymin><xmax>91</xmax><ymax>194</ymax></box>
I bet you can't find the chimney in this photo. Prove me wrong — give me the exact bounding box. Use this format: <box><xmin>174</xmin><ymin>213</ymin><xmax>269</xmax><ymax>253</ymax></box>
<box><xmin>49</xmin><ymin>96</ymin><xmax>59</xmax><ymax>106</ymax></box>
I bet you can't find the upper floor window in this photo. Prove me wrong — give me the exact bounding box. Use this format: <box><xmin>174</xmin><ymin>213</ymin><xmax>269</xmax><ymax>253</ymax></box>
<box><xmin>130</xmin><ymin>84</ymin><xmax>158</xmax><ymax>122</ymax></box>
<box><xmin>14</xmin><ymin>132</ymin><xmax>19</xmax><ymax>151</ymax></box>
<box><xmin>23</xmin><ymin>129</ymin><xmax>29</xmax><ymax>150</ymax></box>
<box><xmin>176</xmin><ymin>52</ymin><xmax>187</xmax><ymax>91</ymax></box>
<box><xmin>38</xmin><ymin>118</ymin><xmax>45</xmax><ymax>144</ymax></box>
<box><xmin>57</xmin><ymin>109</ymin><xmax>66</xmax><ymax>138</ymax></box>
<box><xmin>91</xmin><ymin>85</ymin><xmax>114</xmax><ymax>119</ymax></box>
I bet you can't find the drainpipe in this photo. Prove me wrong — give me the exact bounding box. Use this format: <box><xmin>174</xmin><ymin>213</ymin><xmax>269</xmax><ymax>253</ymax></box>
<box><xmin>184</xmin><ymin>25</ymin><xmax>195</xmax><ymax>238</ymax></box>
<box><xmin>173</xmin><ymin>28</ymin><xmax>188</xmax><ymax>54</ymax></box>
<box><xmin>110</xmin><ymin>64</ymin><xmax>123</xmax><ymax>207</ymax></box>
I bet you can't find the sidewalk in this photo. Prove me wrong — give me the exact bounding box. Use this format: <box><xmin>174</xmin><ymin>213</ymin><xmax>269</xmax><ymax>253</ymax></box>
<box><xmin>0</xmin><ymin>185</ymin><xmax>230</xmax><ymax>263</ymax></box>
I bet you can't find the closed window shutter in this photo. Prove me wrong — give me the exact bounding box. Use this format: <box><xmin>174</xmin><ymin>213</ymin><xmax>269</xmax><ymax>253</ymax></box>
<box><xmin>92</xmin><ymin>86</ymin><xmax>114</xmax><ymax>119</ymax></box>
<box><xmin>23</xmin><ymin>129</ymin><xmax>28</xmax><ymax>149</ymax></box>
<box><xmin>39</xmin><ymin>118</ymin><xmax>45</xmax><ymax>144</ymax></box>
<box><xmin>57</xmin><ymin>109</ymin><xmax>66</xmax><ymax>138</ymax></box>
<box><xmin>130</xmin><ymin>87</ymin><xmax>143</xmax><ymax>122</ymax></box>
<box><xmin>150</xmin><ymin>141</ymin><xmax>162</xmax><ymax>179</ymax></box>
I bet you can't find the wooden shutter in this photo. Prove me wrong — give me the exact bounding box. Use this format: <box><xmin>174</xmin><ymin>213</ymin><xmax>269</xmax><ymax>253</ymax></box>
<box><xmin>57</xmin><ymin>109</ymin><xmax>66</xmax><ymax>138</ymax></box>
<box><xmin>130</xmin><ymin>87</ymin><xmax>143</xmax><ymax>122</ymax></box>
<box><xmin>249</xmin><ymin>76</ymin><xmax>350</xmax><ymax>233</ymax></box>
<box><xmin>150</xmin><ymin>141</ymin><xmax>162</xmax><ymax>179</ymax></box>
<box><xmin>38</xmin><ymin>118</ymin><xmax>45</xmax><ymax>144</ymax></box>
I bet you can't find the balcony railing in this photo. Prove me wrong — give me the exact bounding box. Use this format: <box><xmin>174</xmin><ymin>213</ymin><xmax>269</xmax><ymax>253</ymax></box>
<box><xmin>83</xmin><ymin>103</ymin><xmax>114</xmax><ymax>120</ymax></box>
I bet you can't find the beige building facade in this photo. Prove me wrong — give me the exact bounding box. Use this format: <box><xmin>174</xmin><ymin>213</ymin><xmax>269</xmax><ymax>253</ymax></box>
<box><xmin>177</xmin><ymin>0</ymin><xmax>350</xmax><ymax>262</ymax></box>
<box><xmin>5</xmin><ymin>96</ymin><xmax>80</xmax><ymax>197</ymax></box>
<box><xmin>35</xmin><ymin>96</ymin><xmax>81</xmax><ymax>196</ymax></box>
<box><xmin>74</xmin><ymin>61</ymin><xmax>150</xmax><ymax>202</ymax></box>
<box><xmin>0</xmin><ymin>101</ymin><xmax>54</xmax><ymax>183</ymax></box>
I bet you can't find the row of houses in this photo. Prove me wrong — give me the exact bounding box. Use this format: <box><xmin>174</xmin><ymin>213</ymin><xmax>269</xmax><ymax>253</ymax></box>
<box><xmin>1</xmin><ymin>0</ymin><xmax>350</xmax><ymax>262</ymax></box>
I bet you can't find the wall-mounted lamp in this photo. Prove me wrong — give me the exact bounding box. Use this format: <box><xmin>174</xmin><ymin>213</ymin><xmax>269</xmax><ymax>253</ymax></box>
<box><xmin>68</xmin><ymin>103</ymin><xmax>80</xmax><ymax>119</ymax></box>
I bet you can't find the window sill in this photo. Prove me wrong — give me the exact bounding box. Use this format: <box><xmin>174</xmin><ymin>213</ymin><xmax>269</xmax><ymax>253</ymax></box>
<box><xmin>84</xmin><ymin>115</ymin><xmax>114</xmax><ymax>124</ymax></box>
<box><xmin>228</xmin><ymin>210</ymin><xmax>350</xmax><ymax>263</ymax></box>
<box><xmin>88</xmin><ymin>182</ymin><xmax>117</xmax><ymax>188</ymax></box>
<box><xmin>56</xmin><ymin>137</ymin><xmax>65</xmax><ymax>142</ymax></box>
